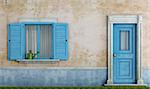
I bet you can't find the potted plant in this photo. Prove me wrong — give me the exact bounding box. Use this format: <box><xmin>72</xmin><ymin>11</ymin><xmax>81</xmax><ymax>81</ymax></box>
<box><xmin>26</xmin><ymin>50</ymin><xmax>39</xmax><ymax>60</ymax></box>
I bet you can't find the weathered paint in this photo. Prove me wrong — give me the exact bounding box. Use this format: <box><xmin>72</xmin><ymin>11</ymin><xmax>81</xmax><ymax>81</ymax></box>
<box><xmin>0</xmin><ymin>0</ymin><xmax>149</xmax><ymax>68</ymax></box>
<box><xmin>0</xmin><ymin>68</ymin><xmax>107</xmax><ymax>86</ymax></box>
<box><xmin>143</xmin><ymin>68</ymin><xmax>150</xmax><ymax>86</ymax></box>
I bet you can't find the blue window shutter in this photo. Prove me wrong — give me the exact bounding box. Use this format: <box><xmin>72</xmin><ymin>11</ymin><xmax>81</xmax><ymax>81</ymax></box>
<box><xmin>8</xmin><ymin>23</ymin><xmax>25</xmax><ymax>60</ymax></box>
<box><xmin>52</xmin><ymin>23</ymin><xmax>68</xmax><ymax>60</ymax></box>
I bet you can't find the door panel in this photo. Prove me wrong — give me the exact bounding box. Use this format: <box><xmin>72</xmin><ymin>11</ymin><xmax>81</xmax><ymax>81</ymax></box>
<box><xmin>113</xmin><ymin>24</ymin><xmax>136</xmax><ymax>84</ymax></box>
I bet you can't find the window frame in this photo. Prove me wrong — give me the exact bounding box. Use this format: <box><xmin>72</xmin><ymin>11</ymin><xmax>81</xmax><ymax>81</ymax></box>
<box><xmin>23</xmin><ymin>22</ymin><xmax>54</xmax><ymax>60</ymax></box>
<box><xmin>25</xmin><ymin>23</ymin><xmax>53</xmax><ymax>59</ymax></box>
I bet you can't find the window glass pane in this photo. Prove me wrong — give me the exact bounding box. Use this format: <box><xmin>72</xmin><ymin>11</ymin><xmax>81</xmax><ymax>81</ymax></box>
<box><xmin>40</xmin><ymin>25</ymin><xmax>52</xmax><ymax>58</ymax></box>
<box><xmin>26</xmin><ymin>24</ymin><xmax>52</xmax><ymax>59</ymax></box>
<box><xmin>26</xmin><ymin>25</ymin><xmax>37</xmax><ymax>58</ymax></box>
<box><xmin>120</xmin><ymin>31</ymin><xmax>129</xmax><ymax>50</ymax></box>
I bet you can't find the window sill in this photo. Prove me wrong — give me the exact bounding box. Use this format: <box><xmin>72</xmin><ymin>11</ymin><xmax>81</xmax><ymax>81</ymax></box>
<box><xmin>16</xmin><ymin>59</ymin><xmax>60</xmax><ymax>62</ymax></box>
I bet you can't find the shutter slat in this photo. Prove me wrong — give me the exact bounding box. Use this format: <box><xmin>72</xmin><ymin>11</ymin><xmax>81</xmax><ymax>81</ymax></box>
<box><xmin>52</xmin><ymin>23</ymin><xmax>68</xmax><ymax>60</ymax></box>
<box><xmin>8</xmin><ymin>23</ymin><xmax>25</xmax><ymax>60</ymax></box>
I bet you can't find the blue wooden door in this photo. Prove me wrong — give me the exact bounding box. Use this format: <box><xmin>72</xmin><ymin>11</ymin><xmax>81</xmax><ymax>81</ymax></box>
<box><xmin>113</xmin><ymin>24</ymin><xmax>136</xmax><ymax>84</ymax></box>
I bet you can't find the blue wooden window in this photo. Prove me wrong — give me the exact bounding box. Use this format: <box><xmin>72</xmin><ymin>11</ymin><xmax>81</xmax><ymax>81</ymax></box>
<box><xmin>8</xmin><ymin>22</ymin><xmax>68</xmax><ymax>61</ymax></box>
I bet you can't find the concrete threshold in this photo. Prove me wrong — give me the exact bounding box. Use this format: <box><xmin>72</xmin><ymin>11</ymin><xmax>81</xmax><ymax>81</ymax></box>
<box><xmin>104</xmin><ymin>84</ymin><xmax>147</xmax><ymax>86</ymax></box>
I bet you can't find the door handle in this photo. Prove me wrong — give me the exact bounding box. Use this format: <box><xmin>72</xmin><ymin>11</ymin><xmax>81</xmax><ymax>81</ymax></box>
<box><xmin>113</xmin><ymin>53</ymin><xmax>117</xmax><ymax>57</ymax></box>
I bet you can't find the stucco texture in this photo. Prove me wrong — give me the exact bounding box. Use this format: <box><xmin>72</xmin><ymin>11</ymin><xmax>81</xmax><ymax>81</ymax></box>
<box><xmin>0</xmin><ymin>0</ymin><xmax>149</xmax><ymax>68</ymax></box>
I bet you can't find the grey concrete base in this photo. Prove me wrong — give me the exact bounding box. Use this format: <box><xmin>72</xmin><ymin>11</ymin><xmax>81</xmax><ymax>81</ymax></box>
<box><xmin>0</xmin><ymin>68</ymin><xmax>107</xmax><ymax>86</ymax></box>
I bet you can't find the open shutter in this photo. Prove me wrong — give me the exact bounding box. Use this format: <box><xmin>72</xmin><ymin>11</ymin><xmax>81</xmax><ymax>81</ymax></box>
<box><xmin>53</xmin><ymin>23</ymin><xmax>68</xmax><ymax>60</ymax></box>
<box><xmin>8</xmin><ymin>23</ymin><xmax>25</xmax><ymax>60</ymax></box>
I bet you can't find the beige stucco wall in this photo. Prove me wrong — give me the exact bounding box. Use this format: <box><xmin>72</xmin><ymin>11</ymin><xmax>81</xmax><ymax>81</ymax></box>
<box><xmin>0</xmin><ymin>0</ymin><xmax>149</xmax><ymax>68</ymax></box>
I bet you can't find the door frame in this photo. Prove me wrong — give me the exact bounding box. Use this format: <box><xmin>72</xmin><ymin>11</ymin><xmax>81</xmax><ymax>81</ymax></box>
<box><xmin>107</xmin><ymin>15</ymin><xmax>144</xmax><ymax>85</ymax></box>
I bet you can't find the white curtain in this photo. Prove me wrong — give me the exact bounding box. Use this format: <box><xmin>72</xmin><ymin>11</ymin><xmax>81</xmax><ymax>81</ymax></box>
<box><xmin>26</xmin><ymin>25</ymin><xmax>37</xmax><ymax>58</ymax></box>
<box><xmin>26</xmin><ymin>25</ymin><xmax>52</xmax><ymax>59</ymax></box>
<box><xmin>40</xmin><ymin>25</ymin><xmax>52</xmax><ymax>58</ymax></box>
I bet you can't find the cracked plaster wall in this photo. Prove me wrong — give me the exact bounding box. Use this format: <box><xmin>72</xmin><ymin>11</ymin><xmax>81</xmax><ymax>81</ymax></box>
<box><xmin>0</xmin><ymin>0</ymin><xmax>149</xmax><ymax>68</ymax></box>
